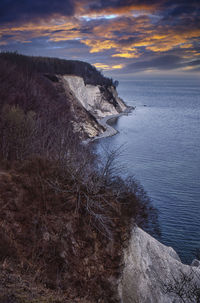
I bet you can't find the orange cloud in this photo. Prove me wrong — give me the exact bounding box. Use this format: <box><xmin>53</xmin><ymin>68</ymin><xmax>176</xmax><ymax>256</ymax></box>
<box><xmin>144</xmin><ymin>29</ymin><xmax>200</xmax><ymax>53</ymax></box>
<box><xmin>112</xmin><ymin>52</ymin><xmax>140</xmax><ymax>58</ymax></box>
<box><xmin>146</xmin><ymin>44</ymin><xmax>173</xmax><ymax>52</ymax></box>
<box><xmin>91</xmin><ymin>15</ymin><xmax>151</xmax><ymax>39</ymax></box>
<box><xmin>112</xmin><ymin>64</ymin><xmax>124</xmax><ymax>69</ymax></box>
<box><xmin>180</xmin><ymin>43</ymin><xmax>193</xmax><ymax>49</ymax></box>
<box><xmin>0</xmin><ymin>17</ymin><xmax>81</xmax><ymax>43</ymax></box>
<box><xmin>93</xmin><ymin>62</ymin><xmax>124</xmax><ymax>70</ymax></box>
<box><xmin>182</xmin><ymin>50</ymin><xmax>200</xmax><ymax>59</ymax></box>
<box><xmin>82</xmin><ymin>39</ymin><xmax>118</xmax><ymax>52</ymax></box>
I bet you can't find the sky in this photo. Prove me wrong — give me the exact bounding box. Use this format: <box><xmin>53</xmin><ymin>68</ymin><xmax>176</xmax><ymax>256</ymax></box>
<box><xmin>0</xmin><ymin>0</ymin><xmax>200</xmax><ymax>78</ymax></box>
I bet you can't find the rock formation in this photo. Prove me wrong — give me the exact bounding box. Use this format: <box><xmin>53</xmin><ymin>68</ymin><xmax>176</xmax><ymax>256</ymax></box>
<box><xmin>61</xmin><ymin>75</ymin><xmax>127</xmax><ymax>139</ymax></box>
<box><xmin>63</xmin><ymin>75</ymin><xmax>126</xmax><ymax>118</ymax></box>
<box><xmin>119</xmin><ymin>227</ymin><xmax>200</xmax><ymax>303</ymax></box>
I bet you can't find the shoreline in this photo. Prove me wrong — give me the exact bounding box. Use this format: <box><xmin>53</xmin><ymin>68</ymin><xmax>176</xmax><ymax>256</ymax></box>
<box><xmin>83</xmin><ymin>106</ymin><xmax>134</xmax><ymax>144</ymax></box>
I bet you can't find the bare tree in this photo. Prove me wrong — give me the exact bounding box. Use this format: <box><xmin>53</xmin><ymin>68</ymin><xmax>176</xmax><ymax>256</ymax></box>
<box><xmin>162</xmin><ymin>268</ymin><xmax>200</xmax><ymax>303</ymax></box>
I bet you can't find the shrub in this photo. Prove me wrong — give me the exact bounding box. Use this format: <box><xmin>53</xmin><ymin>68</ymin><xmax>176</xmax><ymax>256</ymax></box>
<box><xmin>0</xmin><ymin>105</ymin><xmax>38</xmax><ymax>160</ymax></box>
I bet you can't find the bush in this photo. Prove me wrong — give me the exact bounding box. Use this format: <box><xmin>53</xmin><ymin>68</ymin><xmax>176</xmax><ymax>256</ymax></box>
<box><xmin>0</xmin><ymin>105</ymin><xmax>38</xmax><ymax>160</ymax></box>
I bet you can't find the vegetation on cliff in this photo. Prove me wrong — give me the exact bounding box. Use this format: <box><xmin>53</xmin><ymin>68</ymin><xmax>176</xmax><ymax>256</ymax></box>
<box><xmin>0</xmin><ymin>52</ymin><xmax>116</xmax><ymax>87</ymax></box>
<box><xmin>0</xmin><ymin>53</ymin><xmax>157</xmax><ymax>302</ymax></box>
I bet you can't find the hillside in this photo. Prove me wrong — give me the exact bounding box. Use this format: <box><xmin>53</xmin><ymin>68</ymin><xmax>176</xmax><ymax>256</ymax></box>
<box><xmin>0</xmin><ymin>53</ymin><xmax>157</xmax><ymax>302</ymax></box>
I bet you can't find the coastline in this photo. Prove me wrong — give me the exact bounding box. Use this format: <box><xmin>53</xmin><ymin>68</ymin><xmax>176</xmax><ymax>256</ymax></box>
<box><xmin>84</xmin><ymin>106</ymin><xmax>134</xmax><ymax>144</ymax></box>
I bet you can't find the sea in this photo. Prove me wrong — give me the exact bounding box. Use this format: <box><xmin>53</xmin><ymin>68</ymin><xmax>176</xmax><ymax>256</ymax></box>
<box><xmin>98</xmin><ymin>76</ymin><xmax>200</xmax><ymax>264</ymax></box>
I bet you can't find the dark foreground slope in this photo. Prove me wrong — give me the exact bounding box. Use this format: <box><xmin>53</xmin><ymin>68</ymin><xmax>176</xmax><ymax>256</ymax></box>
<box><xmin>0</xmin><ymin>53</ymin><xmax>157</xmax><ymax>302</ymax></box>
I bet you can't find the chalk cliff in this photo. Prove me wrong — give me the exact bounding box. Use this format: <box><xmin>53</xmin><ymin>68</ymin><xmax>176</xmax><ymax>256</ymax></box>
<box><xmin>118</xmin><ymin>227</ymin><xmax>200</xmax><ymax>303</ymax></box>
<box><xmin>61</xmin><ymin>75</ymin><xmax>127</xmax><ymax>139</ymax></box>
<box><xmin>63</xmin><ymin>75</ymin><xmax>126</xmax><ymax>118</ymax></box>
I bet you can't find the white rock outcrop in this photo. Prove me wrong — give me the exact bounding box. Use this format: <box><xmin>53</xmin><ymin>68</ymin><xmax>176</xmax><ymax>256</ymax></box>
<box><xmin>119</xmin><ymin>227</ymin><xmax>200</xmax><ymax>303</ymax></box>
<box><xmin>63</xmin><ymin>75</ymin><xmax>126</xmax><ymax>118</ymax></box>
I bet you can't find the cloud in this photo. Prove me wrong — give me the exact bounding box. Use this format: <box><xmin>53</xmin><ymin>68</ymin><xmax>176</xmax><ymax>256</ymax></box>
<box><xmin>93</xmin><ymin>62</ymin><xmax>124</xmax><ymax>70</ymax></box>
<box><xmin>126</xmin><ymin>55</ymin><xmax>200</xmax><ymax>72</ymax></box>
<box><xmin>0</xmin><ymin>0</ymin><xmax>199</xmax><ymax>74</ymax></box>
<box><xmin>161</xmin><ymin>1</ymin><xmax>200</xmax><ymax>22</ymax></box>
<box><xmin>129</xmin><ymin>55</ymin><xmax>182</xmax><ymax>70</ymax></box>
<box><xmin>112</xmin><ymin>52</ymin><xmax>140</xmax><ymax>58</ymax></box>
<box><xmin>80</xmin><ymin>0</ymin><xmax>159</xmax><ymax>15</ymax></box>
<box><xmin>0</xmin><ymin>18</ymin><xmax>82</xmax><ymax>45</ymax></box>
<box><xmin>187</xmin><ymin>59</ymin><xmax>200</xmax><ymax>67</ymax></box>
<box><xmin>82</xmin><ymin>39</ymin><xmax>119</xmax><ymax>53</ymax></box>
<box><xmin>0</xmin><ymin>0</ymin><xmax>74</xmax><ymax>24</ymax></box>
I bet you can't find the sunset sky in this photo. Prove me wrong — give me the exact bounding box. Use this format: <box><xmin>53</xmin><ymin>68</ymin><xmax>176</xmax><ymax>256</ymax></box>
<box><xmin>0</xmin><ymin>0</ymin><xmax>200</xmax><ymax>77</ymax></box>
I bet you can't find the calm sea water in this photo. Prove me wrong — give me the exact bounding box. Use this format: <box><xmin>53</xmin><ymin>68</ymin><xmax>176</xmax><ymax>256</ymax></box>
<box><xmin>99</xmin><ymin>77</ymin><xmax>200</xmax><ymax>263</ymax></box>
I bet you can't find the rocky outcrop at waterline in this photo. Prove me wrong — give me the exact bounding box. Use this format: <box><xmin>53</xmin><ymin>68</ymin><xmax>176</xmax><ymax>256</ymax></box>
<box><xmin>118</xmin><ymin>227</ymin><xmax>200</xmax><ymax>303</ymax></box>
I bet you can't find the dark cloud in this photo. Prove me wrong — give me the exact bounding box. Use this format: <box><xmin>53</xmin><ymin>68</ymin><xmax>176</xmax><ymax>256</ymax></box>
<box><xmin>129</xmin><ymin>55</ymin><xmax>182</xmax><ymax>70</ymax></box>
<box><xmin>88</xmin><ymin>0</ymin><xmax>159</xmax><ymax>11</ymax></box>
<box><xmin>126</xmin><ymin>55</ymin><xmax>200</xmax><ymax>71</ymax></box>
<box><xmin>0</xmin><ymin>0</ymin><xmax>74</xmax><ymax>24</ymax></box>
<box><xmin>84</xmin><ymin>0</ymin><xmax>200</xmax><ymax>16</ymax></box>
<box><xmin>187</xmin><ymin>59</ymin><xmax>200</xmax><ymax>67</ymax></box>
<box><xmin>0</xmin><ymin>37</ymin><xmax>90</xmax><ymax>59</ymax></box>
<box><xmin>160</xmin><ymin>1</ymin><xmax>200</xmax><ymax>27</ymax></box>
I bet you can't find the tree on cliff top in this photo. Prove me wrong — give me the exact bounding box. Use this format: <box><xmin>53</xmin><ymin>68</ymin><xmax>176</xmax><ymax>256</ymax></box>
<box><xmin>0</xmin><ymin>51</ymin><xmax>115</xmax><ymax>87</ymax></box>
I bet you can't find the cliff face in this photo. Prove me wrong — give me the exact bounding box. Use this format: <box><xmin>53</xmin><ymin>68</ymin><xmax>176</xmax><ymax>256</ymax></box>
<box><xmin>119</xmin><ymin>227</ymin><xmax>200</xmax><ymax>303</ymax></box>
<box><xmin>57</xmin><ymin>75</ymin><xmax>128</xmax><ymax>139</ymax></box>
<box><xmin>63</xmin><ymin>75</ymin><xmax>126</xmax><ymax>119</ymax></box>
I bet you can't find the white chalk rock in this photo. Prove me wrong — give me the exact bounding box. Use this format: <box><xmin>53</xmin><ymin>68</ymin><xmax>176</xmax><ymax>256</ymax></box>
<box><xmin>119</xmin><ymin>227</ymin><xmax>200</xmax><ymax>303</ymax></box>
<box><xmin>63</xmin><ymin>75</ymin><xmax>125</xmax><ymax>118</ymax></box>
